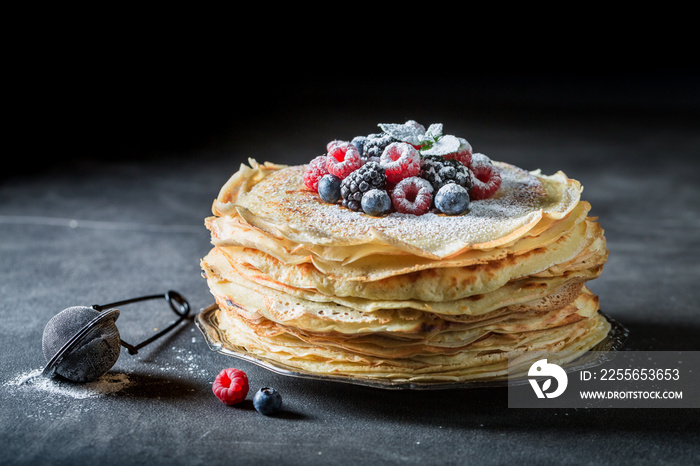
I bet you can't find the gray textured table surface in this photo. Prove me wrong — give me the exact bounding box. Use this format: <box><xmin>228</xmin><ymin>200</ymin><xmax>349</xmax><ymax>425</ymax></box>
<box><xmin>2</xmin><ymin>72</ymin><xmax>699</xmax><ymax>465</ymax></box>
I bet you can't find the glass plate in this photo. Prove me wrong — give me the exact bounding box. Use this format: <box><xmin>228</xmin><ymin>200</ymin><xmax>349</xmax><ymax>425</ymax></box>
<box><xmin>195</xmin><ymin>304</ymin><xmax>629</xmax><ymax>390</ymax></box>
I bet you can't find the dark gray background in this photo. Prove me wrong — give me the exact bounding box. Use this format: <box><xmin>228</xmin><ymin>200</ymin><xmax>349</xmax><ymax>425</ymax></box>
<box><xmin>2</xmin><ymin>50</ymin><xmax>699</xmax><ymax>465</ymax></box>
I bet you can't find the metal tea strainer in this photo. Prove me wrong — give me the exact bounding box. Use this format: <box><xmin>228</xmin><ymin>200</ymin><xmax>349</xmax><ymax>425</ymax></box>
<box><xmin>40</xmin><ymin>290</ymin><xmax>190</xmax><ymax>383</ymax></box>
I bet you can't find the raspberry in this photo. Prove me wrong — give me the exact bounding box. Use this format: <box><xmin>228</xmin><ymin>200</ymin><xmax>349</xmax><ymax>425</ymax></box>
<box><xmin>420</xmin><ymin>155</ymin><xmax>472</xmax><ymax>192</ymax></box>
<box><xmin>469</xmin><ymin>153</ymin><xmax>502</xmax><ymax>200</ymax></box>
<box><xmin>212</xmin><ymin>368</ymin><xmax>249</xmax><ymax>405</ymax></box>
<box><xmin>391</xmin><ymin>176</ymin><xmax>433</xmax><ymax>215</ymax></box>
<box><xmin>379</xmin><ymin>142</ymin><xmax>421</xmax><ymax>184</ymax></box>
<box><xmin>443</xmin><ymin>137</ymin><xmax>472</xmax><ymax>167</ymax></box>
<box><xmin>326</xmin><ymin>140</ymin><xmax>344</xmax><ymax>152</ymax></box>
<box><xmin>340</xmin><ymin>161</ymin><xmax>386</xmax><ymax>212</ymax></box>
<box><xmin>326</xmin><ymin>141</ymin><xmax>363</xmax><ymax>179</ymax></box>
<box><xmin>303</xmin><ymin>155</ymin><xmax>330</xmax><ymax>192</ymax></box>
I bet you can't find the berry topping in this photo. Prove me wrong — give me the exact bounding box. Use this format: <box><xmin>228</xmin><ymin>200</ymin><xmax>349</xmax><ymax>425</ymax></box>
<box><xmin>434</xmin><ymin>183</ymin><xmax>470</xmax><ymax>215</ymax></box>
<box><xmin>318</xmin><ymin>174</ymin><xmax>342</xmax><ymax>204</ymax></box>
<box><xmin>379</xmin><ymin>142</ymin><xmax>422</xmax><ymax>184</ymax></box>
<box><xmin>391</xmin><ymin>176</ymin><xmax>434</xmax><ymax>215</ymax></box>
<box><xmin>468</xmin><ymin>153</ymin><xmax>502</xmax><ymax>200</ymax></box>
<box><xmin>314</xmin><ymin>121</ymin><xmax>502</xmax><ymax>216</ymax></box>
<box><xmin>361</xmin><ymin>188</ymin><xmax>392</xmax><ymax>216</ymax></box>
<box><xmin>326</xmin><ymin>141</ymin><xmax>363</xmax><ymax>179</ymax></box>
<box><xmin>420</xmin><ymin>155</ymin><xmax>472</xmax><ymax>192</ymax></box>
<box><xmin>253</xmin><ymin>387</ymin><xmax>283</xmax><ymax>415</ymax></box>
<box><xmin>443</xmin><ymin>137</ymin><xmax>472</xmax><ymax>167</ymax></box>
<box><xmin>340</xmin><ymin>161</ymin><xmax>386</xmax><ymax>212</ymax></box>
<box><xmin>212</xmin><ymin>368</ymin><xmax>249</xmax><ymax>405</ymax></box>
<box><xmin>303</xmin><ymin>155</ymin><xmax>330</xmax><ymax>192</ymax></box>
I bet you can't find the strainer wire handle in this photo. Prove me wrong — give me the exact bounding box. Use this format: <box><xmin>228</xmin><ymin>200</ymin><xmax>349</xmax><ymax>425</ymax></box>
<box><xmin>92</xmin><ymin>290</ymin><xmax>191</xmax><ymax>355</ymax></box>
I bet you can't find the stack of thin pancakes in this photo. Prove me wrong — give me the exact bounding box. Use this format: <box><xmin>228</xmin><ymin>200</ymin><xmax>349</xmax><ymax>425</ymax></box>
<box><xmin>201</xmin><ymin>158</ymin><xmax>610</xmax><ymax>384</ymax></box>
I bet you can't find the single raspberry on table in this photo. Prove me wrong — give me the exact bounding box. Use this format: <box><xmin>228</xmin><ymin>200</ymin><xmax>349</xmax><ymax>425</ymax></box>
<box><xmin>212</xmin><ymin>368</ymin><xmax>249</xmax><ymax>405</ymax></box>
<box><xmin>379</xmin><ymin>142</ymin><xmax>421</xmax><ymax>184</ymax></box>
<box><xmin>326</xmin><ymin>141</ymin><xmax>363</xmax><ymax>179</ymax></box>
<box><xmin>468</xmin><ymin>153</ymin><xmax>502</xmax><ymax>200</ymax></box>
<box><xmin>303</xmin><ymin>155</ymin><xmax>330</xmax><ymax>192</ymax></box>
<box><xmin>391</xmin><ymin>176</ymin><xmax>434</xmax><ymax>215</ymax></box>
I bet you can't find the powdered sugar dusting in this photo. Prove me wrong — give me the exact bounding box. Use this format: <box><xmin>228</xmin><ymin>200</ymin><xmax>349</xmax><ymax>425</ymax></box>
<box><xmin>5</xmin><ymin>369</ymin><xmax>133</xmax><ymax>399</ymax></box>
<box><xmin>155</xmin><ymin>342</ymin><xmax>210</xmax><ymax>378</ymax></box>
<box><xmin>237</xmin><ymin>161</ymin><xmax>557</xmax><ymax>257</ymax></box>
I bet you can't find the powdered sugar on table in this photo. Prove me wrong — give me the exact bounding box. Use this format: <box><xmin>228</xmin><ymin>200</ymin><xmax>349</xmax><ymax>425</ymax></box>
<box><xmin>5</xmin><ymin>369</ymin><xmax>133</xmax><ymax>399</ymax></box>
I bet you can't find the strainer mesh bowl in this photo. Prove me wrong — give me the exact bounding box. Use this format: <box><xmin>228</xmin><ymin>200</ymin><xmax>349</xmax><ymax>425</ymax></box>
<box><xmin>42</xmin><ymin>306</ymin><xmax>121</xmax><ymax>382</ymax></box>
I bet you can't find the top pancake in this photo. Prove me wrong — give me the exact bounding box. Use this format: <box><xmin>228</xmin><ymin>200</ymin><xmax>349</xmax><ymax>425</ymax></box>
<box><xmin>211</xmin><ymin>159</ymin><xmax>583</xmax><ymax>260</ymax></box>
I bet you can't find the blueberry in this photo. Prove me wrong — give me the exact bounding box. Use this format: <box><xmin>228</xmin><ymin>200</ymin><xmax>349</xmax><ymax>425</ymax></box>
<box><xmin>351</xmin><ymin>135</ymin><xmax>367</xmax><ymax>158</ymax></box>
<box><xmin>318</xmin><ymin>174</ymin><xmax>342</xmax><ymax>204</ymax></box>
<box><xmin>253</xmin><ymin>387</ymin><xmax>282</xmax><ymax>415</ymax></box>
<box><xmin>434</xmin><ymin>183</ymin><xmax>470</xmax><ymax>215</ymax></box>
<box><xmin>361</xmin><ymin>189</ymin><xmax>391</xmax><ymax>216</ymax></box>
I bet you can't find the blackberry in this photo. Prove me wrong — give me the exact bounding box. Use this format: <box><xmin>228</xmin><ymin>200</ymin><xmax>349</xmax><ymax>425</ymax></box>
<box><xmin>420</xmin><ymin>155</ymin><xmax>472</xmax><ymax>192</ymax></box>
<box><xmin>360</xmin><ymin>133</ymin><xmax>397</xmax><ymax>160</ymax></box>
<box><xmin>340</xmin><ymin>162</ymin><xmax>386</xmax><ymax>211</ymax></box>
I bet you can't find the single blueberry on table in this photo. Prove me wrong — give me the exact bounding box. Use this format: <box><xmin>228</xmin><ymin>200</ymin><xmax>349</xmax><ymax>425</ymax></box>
<box><xmin>253</xmin><ymin>387</ymin><xmax>282</xmax><ymax>415</ymax></box>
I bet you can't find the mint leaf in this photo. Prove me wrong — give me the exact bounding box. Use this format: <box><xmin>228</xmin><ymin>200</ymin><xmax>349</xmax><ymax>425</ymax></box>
<box><xmin>420</xmin><ymin>134</ymin><xmax>461</xmax><ymax>156</ymax></box>
<box><xmin>425</xmin><ymin>123</ymin><xmax>443</xmax><ymax>141</ymax></box>
<box><xmin>378</xmin><ymin>121</ymin><xmax>426</xmax><ymax>146</ymax></box>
